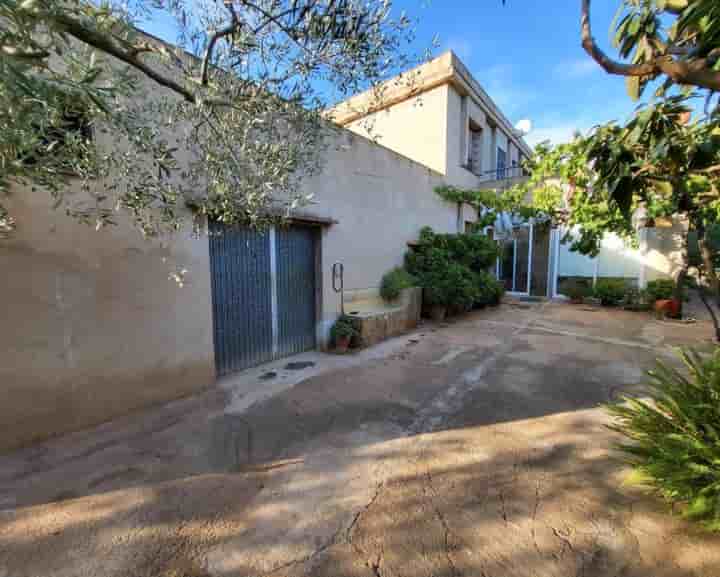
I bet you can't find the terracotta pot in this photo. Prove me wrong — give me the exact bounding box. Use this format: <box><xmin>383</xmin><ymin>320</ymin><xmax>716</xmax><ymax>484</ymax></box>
<box><xmin>336</xmin><ymin>335</ymin><xmax>351</xmax><ymax>353</ymax></box>
<box><xmin>430</xmin><ymin>305</ymin><xmax>447</xmax><ymax>322</ymax></box>
<box><xmin>655</xmin><ymin>298</ymin><xmax>681</xmax><ymax>319</ymax></box>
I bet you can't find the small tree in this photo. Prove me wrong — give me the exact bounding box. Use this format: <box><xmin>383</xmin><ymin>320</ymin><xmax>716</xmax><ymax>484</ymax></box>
<box><xmin>1</xmin><ymin>0</ymin><xmax>422</xmax><ymax>239</ymax></box>
<box><xmin>490</xmin><ymin>0</ymin><xmax>720</xmax><ymax>335</ymax></box>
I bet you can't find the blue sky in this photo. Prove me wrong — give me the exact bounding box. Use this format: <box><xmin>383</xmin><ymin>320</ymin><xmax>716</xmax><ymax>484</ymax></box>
<box><xmin>143</xmin><ymin>1</ymin><xmax>641</xmax><ymax>147</ymax></box>
<box><xmin>394</xmin><ymin>0</ymin><xmax>640</xmax><ymax>146</ymax></box>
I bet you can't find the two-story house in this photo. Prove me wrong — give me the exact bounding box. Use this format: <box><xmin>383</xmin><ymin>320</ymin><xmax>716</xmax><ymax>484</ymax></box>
<box><xmin>330</xmin><ymin>51</ymin><xmax>684</xmax><ymax>301</ymax></box>
<box><xmin>331</xmin><ymin>51</ymin><xmax>532</xmax><ymax>193</ymax></box>
<box><xmin>330</xmin><ymin>51</ymin><xmax>553</xmax><ymax>297</ymax></box>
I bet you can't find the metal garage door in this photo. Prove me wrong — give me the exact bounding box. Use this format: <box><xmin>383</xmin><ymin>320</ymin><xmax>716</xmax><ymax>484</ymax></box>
<box><xmin>209</xmin><ymin>222</ymin><xmax>317</xmax><ymax>376</ymax></box>
<box><xmin>276</xmin><ymin>226</ymin><xmax>317</xmax><ymax>358</ymax></box>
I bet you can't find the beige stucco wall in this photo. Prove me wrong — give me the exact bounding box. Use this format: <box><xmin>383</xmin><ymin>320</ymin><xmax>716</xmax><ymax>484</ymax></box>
<box><xmin>0</xmin><ymin>122</ymin><xmax>475</xmax><ymax>450</ymax></box>
<box><xmin>340</xmin><ymin>69</ymin><xmax>529</xmax><ymax>193</ymax></box>
<box><xmin>299</xmin><ymin>129</ymin><xmax>467</xmax><ymax>344</ymax></box>
<box><xmin>0</xmin><ymin>182</ymin><xmax>215</xmax><ymax>453</ymax></box>
<box><xmin>640</xmin><ymin>223</ymin><xmax>687</xmax><ymax>285</ymax></box>
<box><xmin>444</xmin><ymin>86</ymin><xmax>524</xmax><ymax>189</ymax></box>
<box><xmin>1</xmin><ymin>47</ymin><xmax>498</xmax><ymax>451</ymax></box>
<box><xmin>344</xmin><ymin>84</ymin><xmax>451</xmax><ymax>176</ymax></box>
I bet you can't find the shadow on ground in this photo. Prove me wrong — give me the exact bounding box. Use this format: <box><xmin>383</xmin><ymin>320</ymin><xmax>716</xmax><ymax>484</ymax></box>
<box><xmin>1</xmin><ymin>302</ymin><xmax>719</xmax><ymax>576</ymax></box>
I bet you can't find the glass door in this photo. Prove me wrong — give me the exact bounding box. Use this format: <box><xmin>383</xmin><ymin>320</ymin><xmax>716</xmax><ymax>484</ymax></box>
<box><xmin>496</xmin><ymin>225</ymin><xmax>531</xmax><ymax>294</ymax></box>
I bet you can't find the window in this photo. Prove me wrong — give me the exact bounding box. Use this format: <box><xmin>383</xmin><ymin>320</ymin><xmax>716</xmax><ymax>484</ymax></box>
<box><xmin>469</xmin><ymin>126</ymin><xmax>483</xmax><ymax>175</ymax></box>
<box><xmin>496</xmin><ymin>147</ymin><xmax>506</xmax><ymax>179</ymax></box>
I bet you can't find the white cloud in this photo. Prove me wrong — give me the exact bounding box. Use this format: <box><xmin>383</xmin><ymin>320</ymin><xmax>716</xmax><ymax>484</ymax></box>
<box><xmin>444</xmin><ymin>37</ymin><xmax>473</xmax><ymax>62</ymax></box>
<box><xmin>524</xmin><ymin>122</ymin><xmax>593</xmax><ymax>147</ymax></box>
<box><xmin>475</xmin><ymin>65</ymin><xmax>538</xmax><ymax>117</ymax></box>
<box><xmin>553</xmin><ymin>58</ymin><xmax>599</xmax><ymax>79</ymax></box>
<box><xmin>523</xmin><ymin>97</ymin><xmax>637</xmax><ymax>147</ymax></box>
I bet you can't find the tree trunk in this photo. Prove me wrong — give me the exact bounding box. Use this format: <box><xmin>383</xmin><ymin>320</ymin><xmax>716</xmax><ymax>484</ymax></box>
<box><xmin>673</xmin><ymin>228</ymin><xmax>690</xmax><ymax>317</ymax></box>
<box><xmin>697</xmin><ymin>284</ymin><xmax>720</xmax><ymax>342</ymax></box>
<box><xmin>698</xmin><ymin>237</ymin><xmax>719</xmax><ymax>298</ymax></box>
<box><xmin>693</xmin><ymin>228</ymin><xmax>720</xmax><ymax>341</ymax></box>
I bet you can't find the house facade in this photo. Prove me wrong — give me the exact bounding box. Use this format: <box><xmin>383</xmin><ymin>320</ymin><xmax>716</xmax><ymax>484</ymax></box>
<box><xmin>0</xmin><ymin>49</ymin><xmax>681</xmax><ymax>452</ymax></box>
<box><xmin>331</xmin><ymin>51</ymin><xmax>684</xmax><ymax>299</ymax></box>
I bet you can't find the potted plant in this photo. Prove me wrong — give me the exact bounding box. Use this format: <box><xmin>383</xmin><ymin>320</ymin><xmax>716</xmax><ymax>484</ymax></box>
<box><xmin>559</xmin><ymin>278</ymin><xmax>592</xmax><ymax>304</ymax></box>
<box><xmin>331</xmin><ymin>315</ymin><xmax>359</xmax><ymax>353</ymax></box>
<box><xmin>593</xmin><ymin>278</ymin><xmax>627</xmax><ymax>307</ymax></box>
<box><xmin>424</xmin><ymin>262</ymin><xmax>477</xmax><ymax>321</ymax></box>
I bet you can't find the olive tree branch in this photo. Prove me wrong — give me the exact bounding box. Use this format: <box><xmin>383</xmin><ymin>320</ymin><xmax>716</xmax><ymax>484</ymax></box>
<box><xmin>49</xmin><ymin>11</ymin><xmax>200</xmax><ymax>103</ymax></box>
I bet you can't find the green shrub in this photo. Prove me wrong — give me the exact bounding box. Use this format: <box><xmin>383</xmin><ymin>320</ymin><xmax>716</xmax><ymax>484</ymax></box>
<box><xmin>380</xmin><ymin>267</ymin><xmax>417</xmax><ymax>302</ymax></box>
<box><xmin>607</xmin><ymin>348</ymin><xmax>720</xmax><ymax>530</ymax></box>
<box><xmin>593</xmin><ymin>278</ymin><xmax>627</xmax><ymax>306</ymax></box>
<box><xmin>424</xmin><ymin>261</ymin><xmax>478</xmax><ymax>309</ymax></box>
<box><xmin>622</xmin><ymin>287</ymin><xmax>651</xmax><ymax>311</ymax></box>
<box><xmin>406</xmin><ymin>227</ymin><xmax>501</xmax><ymax>312</ymax></box>
<box><xmin>476</xmin><ymin>270</ymin><xmax>505</xmax><ymax>306</ymax></box>
<box><xmin>330</xmin><ymin>315</ymin><xmax>359</xmax><ymax>341</ymax></box>
<box><xmin>645</xmin><ymin>279</ymin><xmax>676</xmax><ymax>303</ymax></box>
<box><xmin>405</xmin><ymin>226</ymin><xmax>499</xmax><ymax>279</ymax></box>
<box><xmin>558</xmin><ymin>278</ymin><xmax>592</xmax><ymax>301</ymax></box>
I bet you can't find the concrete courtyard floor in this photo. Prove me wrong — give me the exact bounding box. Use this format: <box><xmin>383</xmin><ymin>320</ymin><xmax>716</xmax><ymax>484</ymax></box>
<box><xmin>2</xmin><ymin>301</ymin><xmax>720</xmax><ymax>577</ymax></box>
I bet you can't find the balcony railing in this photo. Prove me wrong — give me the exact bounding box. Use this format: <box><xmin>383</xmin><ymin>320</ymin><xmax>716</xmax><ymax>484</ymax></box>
<box><xmin>477</xmin><ymin>165</ymin><xmax>527</xmax><ymax>182</ymax></box>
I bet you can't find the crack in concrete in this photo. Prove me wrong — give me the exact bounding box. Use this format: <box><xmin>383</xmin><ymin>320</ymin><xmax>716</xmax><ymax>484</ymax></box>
<box><xmin>260</xmin><ymin>540</ymin><xmax>336</xmax><ymax>577</ymax></box>
<box><xmin>345</xmin><ymin>481</ymin><xmax>390</xmax><ymax>577</ymax></box>
<box><xmin>530</xmin><ymin>479</ymin><xmax>543</xmax><ymax>557</ymax></box>
<box><xmin>345</xmin><ymin>481</ymin><xmax>385</xmax><ymax>544</ymax></box>
<box><xmin>551</xmin><ymin>526</ymin><xmax>575</xmax><ymax>559</ymax></box>
<box><xmin>423</xmin><ymin>470</ymin><xmax>460</xmax><ymax>577</ymax></box>
<box><xmin>259</xmin><ymin>479</ymin><xmax>387</xmax><ymax>577</ymax></box>
<box><xmin>368</xmin><ymin>545</ymin><xmax>385</xmax><ymax>577</ymax></box>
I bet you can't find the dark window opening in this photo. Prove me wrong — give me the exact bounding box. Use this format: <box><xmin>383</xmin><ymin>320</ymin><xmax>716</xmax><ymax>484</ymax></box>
<box><xmin>469</xmin><ymin>125</ymin><xmax>483</xmax><ymax>175</ymax></box>
<box><xmin>496</xmin><ymin>147</ymin><xmax>506</xmax><ymax>179</ymax></box>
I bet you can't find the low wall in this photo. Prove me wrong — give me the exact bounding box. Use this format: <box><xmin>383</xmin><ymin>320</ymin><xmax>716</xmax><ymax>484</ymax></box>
<box><xmin>347</xmin><ymin>287</ymin><xmax>422</xmax><ymax>348</ymax></box>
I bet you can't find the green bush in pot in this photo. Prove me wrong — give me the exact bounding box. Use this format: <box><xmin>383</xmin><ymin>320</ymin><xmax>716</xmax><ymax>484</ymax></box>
<box><xmin>476</xmin><ymin>270</ymin><xmax>505</xmax><ymax>307</ymax></box>
<box><xmin>593</xmin><ymin>278</ymin><xmax>627</xmax><ymax>306</ymax></box>
<box><xmin>380</xmin><ymin>267</ymin><xmax>417</xmax><ymax>302</ymax></box>
<box><xmin>645</xmin><ymin>279</ymin><xmax>677</xmax><ymax>303</ymax></box>
<box><xmin>330</xmin><ymin>315</ymin><xmax>359</xmax><ymax>351</ymax></box>
<box><xmin>558</xmin><ymin>278</ymin><xmax>593</xmax><ymax>302</ymax></box>
<box><xmin>424</xmin><ymin>261</ymin><xmax>478</xmax><ymax>312</ymax></box>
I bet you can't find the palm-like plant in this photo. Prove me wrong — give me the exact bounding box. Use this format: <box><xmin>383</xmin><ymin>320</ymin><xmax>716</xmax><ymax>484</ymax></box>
<box><xmin>607</xmin><ymin>347</ymin><xmax>720</xmax><ymax>529</ymax></box>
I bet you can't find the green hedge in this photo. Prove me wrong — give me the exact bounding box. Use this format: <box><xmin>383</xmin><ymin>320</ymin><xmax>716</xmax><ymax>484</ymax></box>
<box><xmin>593</xmin><ymin>278</ymin><xmax>627</xmax><ymax>306</ymax></box>
<box><xmin>380</xmin><ymin>267</ymin><xmax>417</xmax><ymax>302</ymax></box>
<box><xmin>645</xmin><ymin>279</ymin><xmax>676</xmax><ymax>302</ymax></box>
<box><xmin>405</xmin><ymin>227</ymin><xmax>503</xmax><ymax>310</ymax></box>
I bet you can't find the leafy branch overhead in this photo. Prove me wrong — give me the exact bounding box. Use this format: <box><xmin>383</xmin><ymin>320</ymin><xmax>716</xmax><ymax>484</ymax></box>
<box><xmin>582</xmin><ymin>0</ymin><xmax>720</xmax><ymax>99</ymax></box>
<box><xmin>0</xmin><ymin>0</ymin><xmax>422</xmax><ymax>238</ymax></box>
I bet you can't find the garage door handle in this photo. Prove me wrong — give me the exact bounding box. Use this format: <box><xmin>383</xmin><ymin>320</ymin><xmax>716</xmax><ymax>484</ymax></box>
<box><xmin>332</xmin><ymin>262</ymin><xmax>345</xmax><ymax>315</ymax></box>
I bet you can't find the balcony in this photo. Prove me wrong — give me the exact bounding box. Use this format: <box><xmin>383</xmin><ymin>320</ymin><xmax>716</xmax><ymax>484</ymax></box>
<box><xmin>476</xmin><ymin>165</ymin><xmax>529</xmax><ymax>190</ymax></box>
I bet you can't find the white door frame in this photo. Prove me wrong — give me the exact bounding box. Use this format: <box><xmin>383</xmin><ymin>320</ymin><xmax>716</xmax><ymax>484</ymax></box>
<box><xmin>497</xmin><ymin>222</ymin><xmax>533</xmax><ymax>297</ymax></box>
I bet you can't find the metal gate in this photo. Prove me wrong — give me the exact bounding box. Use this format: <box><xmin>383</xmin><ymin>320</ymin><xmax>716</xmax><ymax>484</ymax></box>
<box><xmin>276</xmin><ymin>226</ymin><xmax>317</xmax><ymax>358</ymax></box>
<box><xmin>209</xmin><ymin>221</ymin><xmax>317</xmax><ymax>376</ymax></box>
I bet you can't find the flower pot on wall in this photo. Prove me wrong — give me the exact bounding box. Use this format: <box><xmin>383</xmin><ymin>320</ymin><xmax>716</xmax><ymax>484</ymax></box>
<box><xmin>655</xmin><ymin>298</ymin><xmax>681</xmax><ymax>319</ymax></box>
<box><xmin>336</xmin><ymin>335</ymin><xmax>351</xmax><ymax>353</ymax></box>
